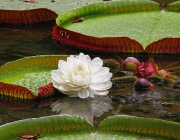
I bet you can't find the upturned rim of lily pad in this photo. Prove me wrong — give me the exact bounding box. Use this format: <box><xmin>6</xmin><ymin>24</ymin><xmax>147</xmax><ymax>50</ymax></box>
<box><xmin>0</xmin><ymin>114</ymin><xmax>180</xmax><ymax>139</ymax></box>
<box><xmin>53</xmin><ymin>0</ymin><xmax>180</xmax><ymax>53</ymax></box>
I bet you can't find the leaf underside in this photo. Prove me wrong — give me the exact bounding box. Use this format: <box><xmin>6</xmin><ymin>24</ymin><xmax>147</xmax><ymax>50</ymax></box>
<box><xmin>0</xmin><ymin>55</ymin><xmax>67</xmax><ymax>99</ymax></box>
<box><xmin>53</xmin><ymin>0</ymin><xmax>180</xmax><ymax>53</ymax></box>
<box><xmin>0</xmin><ymin>8</ymin><xmax>57</xmax><ymax>24</ymax></box>
<box><xmin>0</xmin><ymin>0</ymin><xmax>103</xmax><ymax>24</ymax></box>
<box><xmin>0</xmin><ymin>115</ymin><xmax>180</xmax><ymax>139</ymax></box>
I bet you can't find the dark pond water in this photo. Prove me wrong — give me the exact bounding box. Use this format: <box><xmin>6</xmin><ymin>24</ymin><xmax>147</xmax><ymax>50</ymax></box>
<box><xmin>0</xmin><ymin>0</ymin><xmax>180</xmax><ymax>128</ymax></box>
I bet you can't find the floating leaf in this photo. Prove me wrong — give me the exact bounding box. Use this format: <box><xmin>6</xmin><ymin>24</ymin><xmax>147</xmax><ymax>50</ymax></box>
<box><xmin>0</xmin><ymin>55</ymin><xmax>67</xmax><ymax>99</ymax></box>
<box><xmin>98</xmin><ymin>115</ymin><xmax>180</xmax><ymax>139</ymax></box>
<box><xmin>53</xmin><ymin>0</ymin><xmax>180</xmax><ymax>53</ymax></box>
<box><xmin>0</xmin><ymin>82</ymin><xmax>37</xmax><ymax>99</ymax></box>
<box><xmin>53</xmin><ymin>25</ymin><xmax>144</xmax><ymax>53</ymax></box>
<box><xmin>0</xmin><ymin>0</ymin><xmax>103</xmax><ymax>24</ymax></box>
<box><xmin>1</xmin><ymin>0</ymin><xmax>180</xmax><ymax>53</ymax></box>
<box><xmin>0</xmin><ymin>114</ymin><xmax>180</xmax><ymax>139</ymax></box>
<box><xmin>145</xmin><ymin>38</ymin><xmax>180</xmax><ymax>53</ymax></box>
<box><xmin>0</xmin><ymin>115</ymin><xmax>93</xmax><ymax>140</ymax></box>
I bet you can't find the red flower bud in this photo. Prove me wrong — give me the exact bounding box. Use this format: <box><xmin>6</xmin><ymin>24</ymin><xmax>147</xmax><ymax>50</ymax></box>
<box><xmin>133</xmin><ymin>61</ymin><xmax>158</xmax><ymax>78</ymax></box>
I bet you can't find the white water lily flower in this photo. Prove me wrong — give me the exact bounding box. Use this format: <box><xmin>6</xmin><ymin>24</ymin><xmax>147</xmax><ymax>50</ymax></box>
<box><xmin>51</xmin><ymin>53</ymin><xmax>112</xmax><ymax>98</ymax></box>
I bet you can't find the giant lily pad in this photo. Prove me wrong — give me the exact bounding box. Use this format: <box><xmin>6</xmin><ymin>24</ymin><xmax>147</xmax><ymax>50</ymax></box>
<box><xmin>0</xmin><ymin>55</ymin><xmax>67</xmax><ymax>99</ymax></box>
<box><xmin>0</xmin><ymin>0</ymin><xmax>103</xmax><ymax>24</ymax></box>
<box><xmin>1</xmin><ymin>0</ymin><xmax>180</xmax><ymax>53</ymax></box>
<box><xmin>53</xmin><ymin>0</ymin><xmax>180</xmax><ymax>53</ymax></box>
<box><xmin>0</xmin><ymin>114</ymin><xmax>180</xmax><ymax>139</ymax></box>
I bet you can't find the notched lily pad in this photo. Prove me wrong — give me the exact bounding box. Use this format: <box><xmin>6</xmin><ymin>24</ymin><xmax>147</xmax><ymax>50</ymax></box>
<box><xmin>1</xmin><ymin>0</ymin><xmax>180</xmax><ymax>53</ymax></box>
<box><xmin>0</xmin><ymin>114</ymin><xmax>180</xmax><ymax>139</ymax></box>
<box><xmin>53</xmin><ymin>0</ymin><xmax>180</xmax><ymax>53</ymax></box>
<box><xmin>0</xmin><ymin>0</ymin><xmax>103</xmax><ymax>24</ymax></box>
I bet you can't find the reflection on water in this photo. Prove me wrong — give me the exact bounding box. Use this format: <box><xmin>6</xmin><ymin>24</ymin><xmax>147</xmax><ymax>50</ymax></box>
<box><xmin>110</xmin><ymin>80</ymin><xmax>180</xmax><ymax>123</ymax></box>
<box><xmin>51</xmin><ymin>96</ymin><xmax>112</xmax><ymax>124</ymax></box>
<box><xmin>0</xmin><ymin>95</ymin><xmax>56</xmax><ymax>125</ymax></box>
<box><xmin>0</xmin><ymin>22</ymin><xmax>58</xmax><ymax>65</ymax></box>
<box><xmin>0</xmin><ymin>2</ymin><xmax>180</xmax><ymax>127</ymax></box>
<box><xmin>0</xmin><ymin>94</ymin><xmax>113</xmax><ymax>126</ymax></box>
<box><xmin>0</xmin><ymin>78</ymin><xmax>180</xmax><ymax>126</ymax></box>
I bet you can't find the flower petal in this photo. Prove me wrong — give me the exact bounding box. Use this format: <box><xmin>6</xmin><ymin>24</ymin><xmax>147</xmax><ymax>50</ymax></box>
<box><xmin>51</xmin><ymin>70</ymin><xmax>65</xmax><ymax>83</ymax></box>
<box><xmin>79</xmin><ymin>53</ymin><xmax>91</xmax><ymax>64</ymax></box>
<box><xmin>78</xmin><ymin>88</ymin><xmax>89</xmax><ymax>98</ymax></box>
<box><xmin>88</xmin><ymin>88</ymin><xmax>108</xmax><ymax>96</ymax></box>
<box><xmin>90</xmin><ymin>57</ymin><xmax>103</xmax><ymax>73</ymax></box>
<box><xmin>89</xmin><ymin>81</ymin><xmax>112</xmax><ymax>91</ymax></box>
<box><xmin>95</xmin><ymin>90</ymin><xmax>109</xmax><ymax>95</ymax></box>
<box><xmin>71</xmin><ymin>75</ymin><xmax>83</xmax><ymax>86</ymax></box>
<box><xmin>88</xmin><ymin>88</ymin><xmax>96</xmax><ymax>97</ymax></box>
<box><xmin>51</xmin><ymin>53</ymin><xmax>112</xmax><ymax>98</ymax></box>
<box><xmin>59</xmin><ymin>84</ymin><xmax>81</xmax><ymax>91</ymax></box>
<box><xmin>58</xmin><ymin>60</ymin><xmax>71</xmax><ymax>80</ymax></box>
<box><xmin>91</xmin><ymin>66</ymin><xmax>112</xmax><ymax>84</ymax></box>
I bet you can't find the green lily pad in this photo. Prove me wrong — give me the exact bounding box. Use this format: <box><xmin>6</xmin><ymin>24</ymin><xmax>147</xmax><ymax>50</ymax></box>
<box><xmin>53</xmin><ymin>0</ymin><xmax>180</xmax><ymax>53</ymax></box>
<box><xmin>0</xmin><ymin>0</ymin><xmax>103</xmax><ymax>24</ymax></box>
<box><xmin>0</xmin><ymin>115</ymin><xmax>180</xmax><ymax>139</ymax></box>
<box><xmin>0</xmin><ymin>55</ymin><xmax>67</xmax><ymax>99</ymax></box>
<box><xmin>0</xmin><ymin>0</ymin><xmax>103</xmax><ymax>14</ymax></box>
<box><xmin>1</xmin><ymin>0</ymin><xmax>180</xmax><ymax>53</ymax></box>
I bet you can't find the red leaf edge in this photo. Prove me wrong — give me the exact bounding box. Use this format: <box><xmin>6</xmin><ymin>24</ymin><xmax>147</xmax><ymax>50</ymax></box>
<box><xmin>0</xmin><ymin>82</ymin><xmax>37</xmax><ymax>99</ymax></box>
<box><xmin>145</xmin><ymin>38</ymin><xmax>180</xmax><ymax>53</ymax></box>
<box><xmin>52</xmin><ymin>25</ymin><xmax>144</xmax><ymax>53</ymax></box>
<box><xmin>0</xmin><ymin>8</ymin><xmax>57</xmax><ymax>24</ymax></box>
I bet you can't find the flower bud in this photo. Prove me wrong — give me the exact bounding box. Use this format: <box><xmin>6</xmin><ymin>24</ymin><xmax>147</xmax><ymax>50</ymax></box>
<box><xmin>134</xmin><ymin>61</ymin><xmax>158</xmax><ymax>78</ymax></box>
<box><xmin>134</xmin><ymin>78</ymin><xmax>152</xmax><ymax>91</ymax></box>
<box><xmin>122</xmin><ymin>57</ymin><xmax>140</xmax><ymax>71</ymax></box>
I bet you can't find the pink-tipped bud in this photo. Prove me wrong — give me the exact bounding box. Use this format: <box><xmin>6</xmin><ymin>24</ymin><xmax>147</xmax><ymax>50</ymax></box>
<box><xmin>122</xmin><ymin>57</ymin><xmax>140</xmax><ymax>71</ymax></box>
<box><xmin>134</xmin><ymin>61</ymin><xmax>158</xmax><ymax>78</ymax></box>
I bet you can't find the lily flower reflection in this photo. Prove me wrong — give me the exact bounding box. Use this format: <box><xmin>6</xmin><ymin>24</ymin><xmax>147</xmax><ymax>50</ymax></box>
<box><xmin>51</xmin><ymin>95</ymin><xmax>112</xmax><ymax>124</ymax></box>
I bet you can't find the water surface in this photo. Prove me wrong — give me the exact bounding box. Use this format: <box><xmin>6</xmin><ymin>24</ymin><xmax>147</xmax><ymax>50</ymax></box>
<box><xmin>0</xmin><ymin>0</ymin><xmax>180</xmax><ymax>127</ymax></box>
